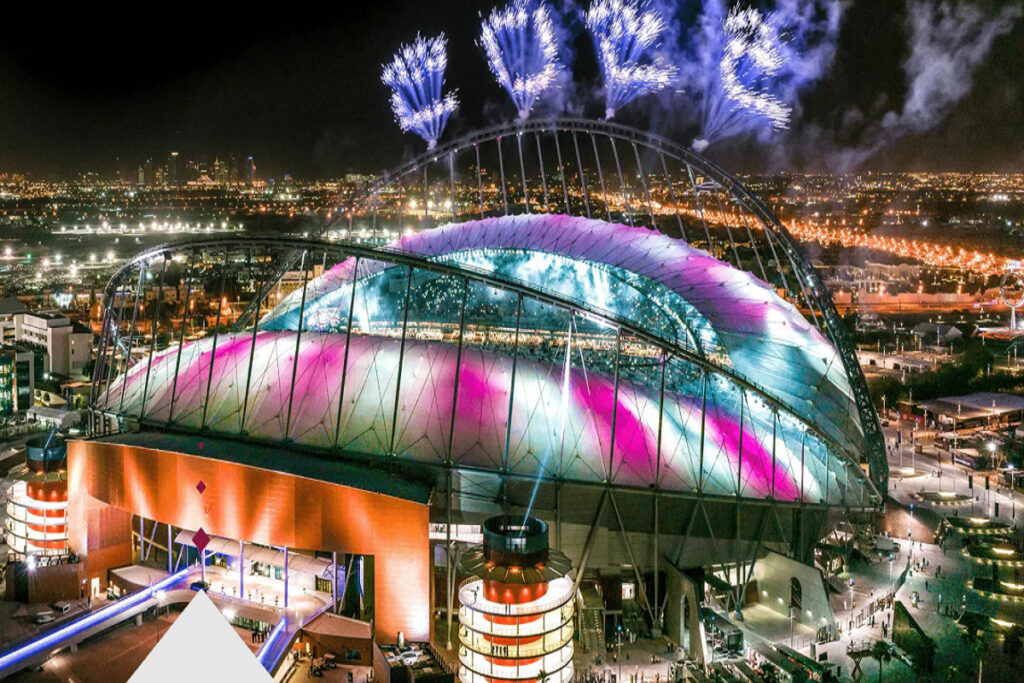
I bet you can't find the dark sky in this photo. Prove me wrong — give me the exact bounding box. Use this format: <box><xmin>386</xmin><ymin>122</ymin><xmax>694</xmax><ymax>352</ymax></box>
<box><xmin>0</xmin><ymin>1</ymin><xmax>1020</xmax><ymax>179</ymax></box>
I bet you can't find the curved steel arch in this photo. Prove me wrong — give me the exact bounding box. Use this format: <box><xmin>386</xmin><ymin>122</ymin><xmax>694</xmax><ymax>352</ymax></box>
<box><xmin>330</xmin><ymin>117</ymin><xmax>886</xmax><ymax>492</ymax></box>
<box><xmin>89</xmin><ymin>235</ymin><xmax>877</xmax><ymax>508</ymax></box>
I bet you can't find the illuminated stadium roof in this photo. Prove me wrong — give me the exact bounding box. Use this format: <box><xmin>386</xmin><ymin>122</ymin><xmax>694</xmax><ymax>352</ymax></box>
<box><xmin>96</xmin><ymin>214</ymin><xmax>875</xmax><ymax>508</ymax></box>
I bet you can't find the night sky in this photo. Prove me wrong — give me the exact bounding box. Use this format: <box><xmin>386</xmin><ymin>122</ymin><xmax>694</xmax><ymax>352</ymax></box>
<box><xmin>0</xmin><ymin>0</ymin><xmax>1021</xmax><ymax>179</ymax></box>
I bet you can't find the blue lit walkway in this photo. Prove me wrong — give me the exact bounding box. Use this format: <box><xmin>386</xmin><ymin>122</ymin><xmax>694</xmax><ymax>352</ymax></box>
<box><xmin>0</xmin><ymin>567</ymin><xmax>191</xmax><ymax>679</ymax></box>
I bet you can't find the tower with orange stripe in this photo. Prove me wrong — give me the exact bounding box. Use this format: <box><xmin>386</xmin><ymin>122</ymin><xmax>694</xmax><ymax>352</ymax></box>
<box><xmin>5</xmin><ymin>435</ymin><xmax>69</xmax><ymax>558</ymax></box>
<box><xmin>459</xmin><ymin>516</ymin><xmax>574</xmax><ymax>683</ymax></box>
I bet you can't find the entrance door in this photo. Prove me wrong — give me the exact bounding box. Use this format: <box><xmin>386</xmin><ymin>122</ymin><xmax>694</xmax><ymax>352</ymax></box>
<box><xmin>90</xmin><ymin>577</ymin><xmax>100</xmax><ymax>598</ymax></box>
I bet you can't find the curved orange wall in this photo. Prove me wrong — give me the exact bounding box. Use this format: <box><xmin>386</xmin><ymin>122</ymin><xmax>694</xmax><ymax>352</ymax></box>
<box><xmin>67</xmin><ymin>439</ymin><xmax>430</xmax><ymax>644</ymax></box>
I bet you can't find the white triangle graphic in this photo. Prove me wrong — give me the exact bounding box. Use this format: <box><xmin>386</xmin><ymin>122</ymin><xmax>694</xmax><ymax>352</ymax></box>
<box><xmin>129</xmin><ymin>590</ymin><xmax>274</xmax><ymax>682</ymax></box>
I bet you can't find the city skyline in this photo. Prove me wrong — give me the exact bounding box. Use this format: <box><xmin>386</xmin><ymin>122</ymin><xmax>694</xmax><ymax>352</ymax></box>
<box><xmin>0</xmin><ymin>1</ymin><xmax>1021</xmax><ymax>180</ymax></box>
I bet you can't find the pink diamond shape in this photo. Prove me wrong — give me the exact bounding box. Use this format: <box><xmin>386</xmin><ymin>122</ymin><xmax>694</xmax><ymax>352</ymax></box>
<box><xmin>193</xmin><ymin>527</ymin><xmax>210</xmax><ymax>553</ymax></box>
<box><xmin>196</xmin><ymin>480</ymin><xmax>206</xmax><ymax>494</ymax></box>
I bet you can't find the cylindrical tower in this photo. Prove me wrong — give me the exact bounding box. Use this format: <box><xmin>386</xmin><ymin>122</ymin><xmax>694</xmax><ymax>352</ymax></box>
<box><xmin>5</xmin><ymin>435</ymin><xmax>69</xmax><ymax>558</ymax></box>
<box><xmin>458</xmin><ymin>516</ymin><xmax>574</xmax><ymax>683</ymax></box>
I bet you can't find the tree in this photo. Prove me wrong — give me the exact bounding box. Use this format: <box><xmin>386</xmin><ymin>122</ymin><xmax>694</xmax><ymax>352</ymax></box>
<box><xmin>1003</xmin><ymin>624</ymin><xmax>1024</xmax><ymax>657</ymax></box>
<box><xmin>869</xmin><ymin>375</ymin><xmax>902</xmax><ymax>412</ymax></box>
<box><xmin>871</xmin><ymin>640</ymin><xmax>893</xmax><ymax>683</ymax></box>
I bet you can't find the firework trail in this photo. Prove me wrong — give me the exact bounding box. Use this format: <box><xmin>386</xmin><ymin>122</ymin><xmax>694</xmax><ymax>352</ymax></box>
<box><xmin>480</xmin><ymin>0</ymin><xmax>561</xmax><ymax>120</ymax></box>
<box><xmin>585</xmin><ymin>0</ymin><xmax>677</xmax><ymax>119</ymax></box>
<box><xmin>382</xmin><ymin>34</ymin><xmax>459</xmax><ymax>149</ymax></box>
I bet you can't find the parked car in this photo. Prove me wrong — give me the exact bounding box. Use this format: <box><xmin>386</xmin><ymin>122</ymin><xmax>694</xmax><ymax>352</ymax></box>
<box><xmin>33</xmin><ymin>609</ymin><xmax>54</xmax><ymax>624</ymax></box>
<box><xmin>189</xmin><ymin>580</ymin><xmax>210</xmax><ymax>592</ymax></box>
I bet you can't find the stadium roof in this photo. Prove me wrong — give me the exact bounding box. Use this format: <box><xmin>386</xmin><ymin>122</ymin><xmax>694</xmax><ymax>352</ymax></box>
<box><xmin>264</xmin><ymin>215</ymin><xmax>864</xmax><ymax>460</ymax></box>
<box><xmin>97</xmin><ymin>215</ymin><xmax>874</xmax><ymax>508</ymax></box>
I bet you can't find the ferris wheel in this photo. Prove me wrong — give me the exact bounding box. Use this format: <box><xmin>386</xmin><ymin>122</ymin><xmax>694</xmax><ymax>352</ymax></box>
<box><xmin>1001</xmin><ymin>261</ymin><xmax>1024</xmax><ymax>331</ymax></box>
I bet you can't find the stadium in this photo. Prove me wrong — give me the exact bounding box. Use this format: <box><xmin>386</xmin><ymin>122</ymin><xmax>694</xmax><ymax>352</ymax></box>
<box><xmin>75</xmin><ymin>118</ymin><xmax>885</xmax><ymax>667</ymax></box>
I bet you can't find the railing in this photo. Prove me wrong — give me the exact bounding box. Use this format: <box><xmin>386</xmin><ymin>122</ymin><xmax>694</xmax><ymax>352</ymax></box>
<box><xmin>459</xmin><ymin>577</ymin><xmax>575</xmax><ymax>617</ymax></box>
<box><xmin>459</xmin><ymin>622</ymin><xmax>574</xmax><ymax>659</ymax></box>
<box><xmin>0</xmin><ymin>567</ymin><xmax>191</xmax><ymax>675</ymax></box>
<box><xmin>459</xmin><ymin>647</ymin><xmax>574</xmax><ymax>683</ymax></box>
<box><xmin>459</xmin><ymin>605</ymin><xmax>575</xmax><ymax>639</ymax></box>
<box><xmin>459</xmin><ymin>663</ymin><xmax>574</xmax><ymax>683</ymax></box>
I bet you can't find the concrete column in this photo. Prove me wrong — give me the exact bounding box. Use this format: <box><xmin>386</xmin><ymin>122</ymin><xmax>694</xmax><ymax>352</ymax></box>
<box><xmin>239</xmin><ymin>540</ymin><xmax>245</xmax><ymax>599</ymax></box>
<box><xmin>332</xmin><ymin>551</ymin><xmax>338</xmax><ymax>614</ymax></box>
<box><xmin>201</xmin><ymin>549</ymin><xmax>206</xmax><ymax>583</ymax></box>
<box><xmin>284</xmin><ymin>546</ymin><xmax>289</xmax><ymax>608</ymax></box>
<box><xmin>167</xmin><ymin>524</ymin><xmax>172</xmax><ymax>572</ymax></box>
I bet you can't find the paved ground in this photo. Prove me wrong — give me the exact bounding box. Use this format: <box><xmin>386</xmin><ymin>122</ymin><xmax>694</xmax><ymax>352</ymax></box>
<box><xmin>279</xmin><ymin>657</ymin><xmax>372</xmax><ymax>683</ymax></box>
<box><xmin>741</xmin><ymin>426</ymin><xmax>1024</xmax><ymax>681</ymax></box>
<box><xmin>574</xmin><ymin>635</ymin><xmax>674</xmax><ymax>683</ymax></box>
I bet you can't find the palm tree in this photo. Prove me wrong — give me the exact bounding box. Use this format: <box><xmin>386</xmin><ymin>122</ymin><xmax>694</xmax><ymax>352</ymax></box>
<box><xmin>871</xmin><ymin>640</ymin><xmax>894</xmax><ymax>683</ymax></box>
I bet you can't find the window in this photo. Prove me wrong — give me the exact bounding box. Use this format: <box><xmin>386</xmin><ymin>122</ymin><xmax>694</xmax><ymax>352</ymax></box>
<box><xmin>621</xmin><ymin>582</ymin><xmax>635</xmax><ymax>600</ymax></box>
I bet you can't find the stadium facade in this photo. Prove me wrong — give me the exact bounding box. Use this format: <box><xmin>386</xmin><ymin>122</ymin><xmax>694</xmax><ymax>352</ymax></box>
<box><xmin>75</xmin><ymin>118</ymin><xmax>884</xmax><ymax>649</ymax></box>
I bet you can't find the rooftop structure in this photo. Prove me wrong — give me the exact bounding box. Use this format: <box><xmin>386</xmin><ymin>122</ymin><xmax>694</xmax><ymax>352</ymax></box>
<box><xmin>917</xmin><ymin>392</ymin><xmax>1024</xmax><ymax>427</ymax></box>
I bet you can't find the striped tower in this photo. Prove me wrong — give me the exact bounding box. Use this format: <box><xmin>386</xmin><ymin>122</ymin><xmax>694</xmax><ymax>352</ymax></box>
<box><xmin>6</xmin><ymin>435</ymin><xmax>69</xmax><ymax>557</ymax></box>
<box><xmin>459</xmin><ymin>516</ymin><xmax>574</xmax><ymax>683</ymax></box>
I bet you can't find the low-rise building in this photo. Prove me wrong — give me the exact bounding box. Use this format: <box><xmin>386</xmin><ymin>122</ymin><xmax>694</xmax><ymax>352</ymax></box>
<box><xmin>0</xmin><ymin>345</ymin><xmax>33</xmax><ymax>415</ymax></box>
<box><xmin>13</xmin><ymin>311</ymin><xmax>93</xmax><ymax>377</ymax></box>
<box><xmin>0</xmin><ymin>297</ymin><xmax>28</xmax><ymax>341</ymax></box>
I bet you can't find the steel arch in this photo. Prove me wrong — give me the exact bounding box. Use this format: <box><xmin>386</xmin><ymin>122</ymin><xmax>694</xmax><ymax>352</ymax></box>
<box><xmin>328</xmin><ymin>117</ymin><xmax>886</xmax><ymax>492</ymax></box>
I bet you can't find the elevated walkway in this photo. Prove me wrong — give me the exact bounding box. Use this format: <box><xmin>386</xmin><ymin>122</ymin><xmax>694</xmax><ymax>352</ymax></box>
<box><xmin>0</xmin><ymin>567</ymin><xmax>191</xmax><ymax>679</ymax></box>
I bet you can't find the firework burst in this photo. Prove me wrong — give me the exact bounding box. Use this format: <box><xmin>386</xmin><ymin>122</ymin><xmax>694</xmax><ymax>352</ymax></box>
<box><xmin>480</xmin><ymin>0</ymin><xmax>561</xmax><ymax>120</ymax></box>
<box><xmin>585</xmin><ymin>0</ymin><xmax>677</xmax><ymax>119</ymax></box>
<box><xmin>382</xmin><ymin>34</ymin><xmax>459</xmax><ymax>149</ymax></box>
<box><xmin>718</xmin><ymin>6</ymin><xmax>791</xmax><ymax>131</ymax></box>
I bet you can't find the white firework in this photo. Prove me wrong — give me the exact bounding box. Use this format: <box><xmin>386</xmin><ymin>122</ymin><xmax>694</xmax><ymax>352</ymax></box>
<box><xmin>480</xmin><ymin>0</ymin><xmax>561</xmax><ymax>120</ymax></box>
<box><xmin>719</xmin><ymin>5</ymin><xmax>791</xmax><ymax>131</ymax></box>
<box><xmin>586</xmin><ymin>0</ymin><xmax>678</xmax><ymax>119</ymax></box>
<box><xmin>382</xmin><ymin>33</ymin><xmax>459</xmax><ymax>148</ymax></box>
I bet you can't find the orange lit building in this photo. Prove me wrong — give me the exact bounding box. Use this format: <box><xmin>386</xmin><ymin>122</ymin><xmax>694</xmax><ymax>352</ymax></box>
<box><xmin>67</xmin><ymin>433</ymin><xmax>432</xmax><ymax>643</ymax></box>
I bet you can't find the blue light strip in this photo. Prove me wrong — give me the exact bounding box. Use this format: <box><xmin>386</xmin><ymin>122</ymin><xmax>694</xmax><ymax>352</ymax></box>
<box><xmin>256</xmin><ymin>615</ymin><xmax>290</xmax><ymax>670</ymax></box>
<box><xmin>0</xmin><ymin>567</ymin><xmax>191</xmax><ymax>673</ymax></box>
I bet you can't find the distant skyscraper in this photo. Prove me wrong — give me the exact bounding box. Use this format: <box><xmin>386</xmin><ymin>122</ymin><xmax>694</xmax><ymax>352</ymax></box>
<box><xmin>247</xmin><ymin>156</ymin><xmax>256</xmax><ymax>185</ymax></box>
<box><xmin>168</xmin><ymin>151</ymin><xmax>183</xmax><ymax>187</ymax></box>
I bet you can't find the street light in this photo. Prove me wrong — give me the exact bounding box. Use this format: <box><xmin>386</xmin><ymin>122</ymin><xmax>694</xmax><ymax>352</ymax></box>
<box><xmin>788</xmin><ymin>606</ymin><xmax>795</xmax><ymax>647</ymax></box>
<box><xmin>1006</xmin><ymin>464</ymin><xmax>1018</xmax><ymax>519</ymax></box>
